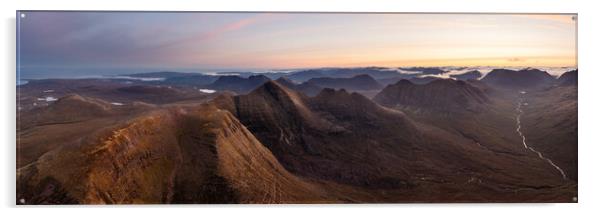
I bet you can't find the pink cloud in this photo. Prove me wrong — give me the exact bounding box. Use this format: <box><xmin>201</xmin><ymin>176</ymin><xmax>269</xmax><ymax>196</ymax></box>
<box><xmin>159</xmin><ymin>13</ymin><xmax>272</xmax><ymax>49</ymax></box>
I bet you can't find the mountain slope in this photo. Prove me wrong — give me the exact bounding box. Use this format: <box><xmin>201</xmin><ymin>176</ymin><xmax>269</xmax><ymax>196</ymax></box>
<box><xmin>215</xmin><ymin>81</ymin><xmax>420</xmax><ymax>187</ymax></box>
<box><xmin>19</xmin><ymin>94</ymin><xmax>112</xmax><ymax>128</ymax></box>
<box><xmin>285</xmin><ymin>67</ymin><xmax>403</xmax><ymax>82</ymax></box>
<box><xmin>521</xmin><ymin>85</ymin><xmax>578</xmax><ymax>180</ymax></box>
<box><xmin>374</xmin><ymin>79</ymin><xmax>490</xmax><ymax>113</ymax></box>
<box><xmin>557</xmin><ymin>69</ymin><xmax>577</xmax><ymax>86</ymax></box>
<box><xmin>213</xmin><ymin>81</ymin><xmax>571</xmax><ymax>201</ymax></box>
<box><xmin>17</xmin><ymin>94</ymin><xmax>158</xmax><ymax>168</ymax></box>
<box><xmin>17</xmin><ymin>105</ymin><xmax>333</xmax><ymax>204</ymax></box>
<box><xmin>205</xmin><ymin>75</ymin><xmax>270</xmax><ymax>93</ymax></box>
<box><xmin>481</xmin><ymin>68</ymin><xmax>555</xmax><ymax>89</ymax></box>
<box><xmin>450</xmin><ymin>70</ymin><xmax>482</xmax><ymax>80</ymax></box>
<box><xmin>275</xmin><ymin>77</ymin><xmax>323</xmax><ymax>96</ymax></box>
<box><xmin>306</xmin><ymin>74</ymin><xmax>383</xmax><ymax>91</ymax></box>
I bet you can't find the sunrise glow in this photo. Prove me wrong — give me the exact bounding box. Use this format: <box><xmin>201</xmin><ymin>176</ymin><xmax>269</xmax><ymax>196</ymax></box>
<box><xmin>18</xmin><ymin>12</ymin><xmax>577</xmax><ymax>73</ymax></box>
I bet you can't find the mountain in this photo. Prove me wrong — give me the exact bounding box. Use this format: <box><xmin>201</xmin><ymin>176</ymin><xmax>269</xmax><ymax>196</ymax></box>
<box><xmin>275</xmin><ymin>77</ymin><xmax>323</xmax><ymax>96</ymax></box>
<box><xmin>17</xmin><ymin>94</ymin><xmax>145</xmax><ymax>131</ymax></box>
<box><xmin>205</xmin><ymin>75</ymin><xmax>270</xmax><ymax>93</ymax></box>
<box><xmin>557</xmin><ymin>69</ymin><xmax>577</xmax><ymax>86</ymax></box>
<box><xmin>399</xmin><ymin>67</ymin><xmax>447</xmax><ymax>75</ymax></box>
<box><xmin>17</xmin><ymin>104</ymin><xmax>333</xmax><ymax>204</ymax></box>
<box><xmin>481</xmin><ymin>68</ymin><xmax>555</xmax><ymax>89</ymax></box>
<box><xmin>374</xmin><ymin>79</ymin><xmax>490</xmax><ymax>113</ymax></box>
<box><xmin>124</xmin><ymin>71</ymin><xmax>201</xmax><ymax>78</ymax></box>
<box><xmin>373</xmin><ymin>78</ymin><xmax>575</xmax><ymax>188</ymax></box>
<box><xmin>117</xmin><ymin>85</ymin><xmax>183</xmax><ymax>95</ymax></box>
<box><xmin>408</xmin><ymin>76</ymin><xmax>441</xmax><ymax>84</ymax></box>
<box><xmin>17</xmin><ymin>79</ymin><xmax>212</xmax><ymax>111</ymax></box>
<box><xmin>122</xmin><ymin>72</ymin><xmax>219</xmax><ymax>86</ymax></box>
<box><xmin>285</xmin><ymin>67</ymin><xmax>410</xmax><ymax>82</ymax></box>
<box><xmin>306</xmin><ymin>74</ymin><xmax>383</xmax><ymax>91</ymax></box>
<box><xmin>17</xmin><ymin>67</ymin><xmax>578</xmax><ymax>203</ymax></box>
<box><xmin>214</xmin><ymin>81</ymin><xmax>421</xmax><ymax>187</ymax></box>
<box><xmin>162</xmin><ymin>74</ymin><xmax>218</xmax><ymax>86</ymax></box>
<box><xmin>212</xmin><ymin>81</ymin><xmax>571</xmax><ymax>201</ymax></box>
<box><xmin>450</xmin><ymin>70</ymin><xmax>482</xmax><ymax>80</ymax></box>
<box><xmin>521</xmin><ymin>85</ymin><xmax>578</xmax><ymax>180</ymax></box>
<box><xmin>17</xmin><ymin>94</ymin><xmax>154</xmax><ymax>168</ymax></box>
<box><xmin>377</xmin><ymin>75</ymin><xmax>437</xmax><ymax>86</ymax></box>
<box><xmin>110</xmin><ymin>85</ymin><xmax>211</xmax><ymax>104</ymax></box>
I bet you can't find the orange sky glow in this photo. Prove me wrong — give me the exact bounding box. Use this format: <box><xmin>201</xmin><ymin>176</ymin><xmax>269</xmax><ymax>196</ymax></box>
<box><xmin>20</xmin><ymin>12</ymin><xmax>578</xmax><ymax>71</ymax></box>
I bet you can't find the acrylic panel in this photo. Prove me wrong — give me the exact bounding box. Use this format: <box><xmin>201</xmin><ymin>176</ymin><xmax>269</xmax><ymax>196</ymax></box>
<box><xmin>16</xmin><ymin>11</ymin><xmax>578</xmax><ymax>204</ymax></box>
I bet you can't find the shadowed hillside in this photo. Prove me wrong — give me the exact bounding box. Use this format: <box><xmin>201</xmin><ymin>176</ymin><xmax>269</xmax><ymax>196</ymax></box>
<box><xmin>18</xmin><ymin>105</ymin><xmax>334</xmax><ymax>204</ymax></box>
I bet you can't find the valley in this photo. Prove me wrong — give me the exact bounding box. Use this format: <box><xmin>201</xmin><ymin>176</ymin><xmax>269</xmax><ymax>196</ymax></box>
<box><xmin>16</xmin><ymin>67</ymin><xmax>578</xmax><ymax>204</ymax></box>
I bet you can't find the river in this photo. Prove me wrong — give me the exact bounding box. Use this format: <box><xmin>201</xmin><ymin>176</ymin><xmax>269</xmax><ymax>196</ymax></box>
<box><xmin>515</xmin><ymin>91</ymin><xmax>567</xmax><ymax>180</ymax></box>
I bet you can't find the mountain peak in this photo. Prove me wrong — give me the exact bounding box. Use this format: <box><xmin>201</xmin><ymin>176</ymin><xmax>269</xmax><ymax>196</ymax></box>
<box><xmin>275</xmin><ymin>76</ymin><xmax>294</xmax><ymax>84</ymax></box>
<box><xmin>316</xmin><ymin>87</ymin><xmax>348</xmax><ymax>97</ymax></box>
<box><xmin>481</xmin><ymin>68</ymin><xmax>554</xmax><ymax>89</ymax></box>
<box><xmin>306</xmin><ymin>74</ymin><xmax>383</xmax><ymax>91</ymax></box>
<box><xmin>429</xmin><ymin>78</ymin><xmax>461</xmax><ymax>85</ymax></box>
<box><xmin>249</xmin><ymin>74</ymin><xmax>270</xmax><ymax>80</ymax></box>
<box><xmin>374</xmin><ymin>78</ymin><xmax>489</xmax><ymax>113</ymax></box>
<box><xmin>208</xmin><ymin>75</ymin><xmax>271</xmax><ymax>93</ymax></box>
<box><xmin>312</xmin><ymin>87</ymin><xmax>396</xmax><ymax>117</ymax></box>
<box><xmin>19</xmin><ymin>94</ymin><xmax>113</xmax><ymax>130</ymax></box>
<box><xmin>558</xmin><ymin>69</ymin><xmax>577</xmax><ymax>86</ymax></box>
<box><xmin>53</xmin><ymin>94</ymin><xmax>111</xmax><ymax>110</ymax></box>
<box><xmin>58</xmin><ymin>94</ymin><xmax>85</xmax><ymax>102</ymax></box>
<box><xmin>394</xmin><ymin>79</ymin><xmax>414</xmax><ymax>85</ymax></box>
<box><xmin>274</xmin><ymin>77</ymin><xmax>323</xmax><ymax>97</ymax></box>
<box><xmin>450</xmin><ymin>70</ymin><xmax>482</xmax><ymax>80</ymax></box>
<box><xmin>250</xmin><ymin>80</ymin><xmax>292</xmax><ymax>98</ymax></box>
<box><xmin>351</xmin><ymin>74</ymin><xmax>374</xmax><ymax>80</ymax></box>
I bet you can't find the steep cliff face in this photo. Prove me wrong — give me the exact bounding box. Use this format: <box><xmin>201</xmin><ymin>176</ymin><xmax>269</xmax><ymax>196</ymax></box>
<box><xmin>219</xmin><ymin>81</ymin><xmax>337</xmax><ymax>154</ymax></box>
<box><xmin>17</xmin><ymin>105</ymin><xmax>331</xmax><ymax>204</ymax></box>
<box><xmin>211</xmin><ymin>109</ymin><xmax>329</xmax><ymax>203</ymax></box>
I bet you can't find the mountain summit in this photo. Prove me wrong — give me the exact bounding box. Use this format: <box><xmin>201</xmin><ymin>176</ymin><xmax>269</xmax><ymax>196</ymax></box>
<box><xmin>481</xmin><ymin>68</ymin><xmax>555</xmax><ymax>89</ymax></box>
<box><xmin>374</xmin><ymin>79</ymin><xmax>490</xmax><ymax>113</ymax></box>
<box><xmin>306</xmin><ymin>74</ymin><xmax>383</xmax><ymax>91</ymax></box>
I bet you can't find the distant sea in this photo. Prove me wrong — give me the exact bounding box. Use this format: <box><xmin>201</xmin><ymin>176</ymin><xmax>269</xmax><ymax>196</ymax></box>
<box><xmin>16</xmin><ymin>67</ymin><xmax>276</xmax><ymax>85</ymax></box>
<box><xmin>16</xmin><ymin>66</ymin><xmax>576</xmax><ymax>86</ymax></box>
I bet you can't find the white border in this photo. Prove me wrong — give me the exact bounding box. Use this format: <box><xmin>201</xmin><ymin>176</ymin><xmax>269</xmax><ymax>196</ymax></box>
<box><xmin>2</xmin><ymin>0</ymin><xmax>601</xmax><ymax>215</ymax></box>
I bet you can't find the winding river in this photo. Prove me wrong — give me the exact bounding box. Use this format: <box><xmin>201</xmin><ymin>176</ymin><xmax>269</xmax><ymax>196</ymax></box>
<box><xmin>515</xmin><ymin>91</ymin><xmax>567</xmax><ymax>180</ymax></box>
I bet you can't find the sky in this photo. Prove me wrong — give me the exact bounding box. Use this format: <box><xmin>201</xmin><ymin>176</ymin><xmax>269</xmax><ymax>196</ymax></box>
<box><xmin>17</xmin><ymin>12</ymin><xmax>577</xmax><ymax>77</ymax></box>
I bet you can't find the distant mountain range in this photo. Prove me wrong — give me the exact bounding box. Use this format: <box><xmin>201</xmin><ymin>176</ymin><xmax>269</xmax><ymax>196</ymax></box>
<box><xmin>205</xmin><ymin>75</ymin><xmax>271</xmax><ymax>93</ymax></box>
<box><xmin>306</xmin><ymin>74</ymin><xmax>383</xmax><ymax>91</ymax></box>
<box><xmin>450</xmin><ymin>70</ymin><xmax>482</xmax><ymax>80</ymax></box>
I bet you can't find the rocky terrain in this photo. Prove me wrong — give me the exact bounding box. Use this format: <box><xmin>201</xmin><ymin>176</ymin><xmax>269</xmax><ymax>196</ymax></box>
<box><xmin>16</xmin><ymin>67</ymin><xmax>578</xmax><ymax>204</ymax></box>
